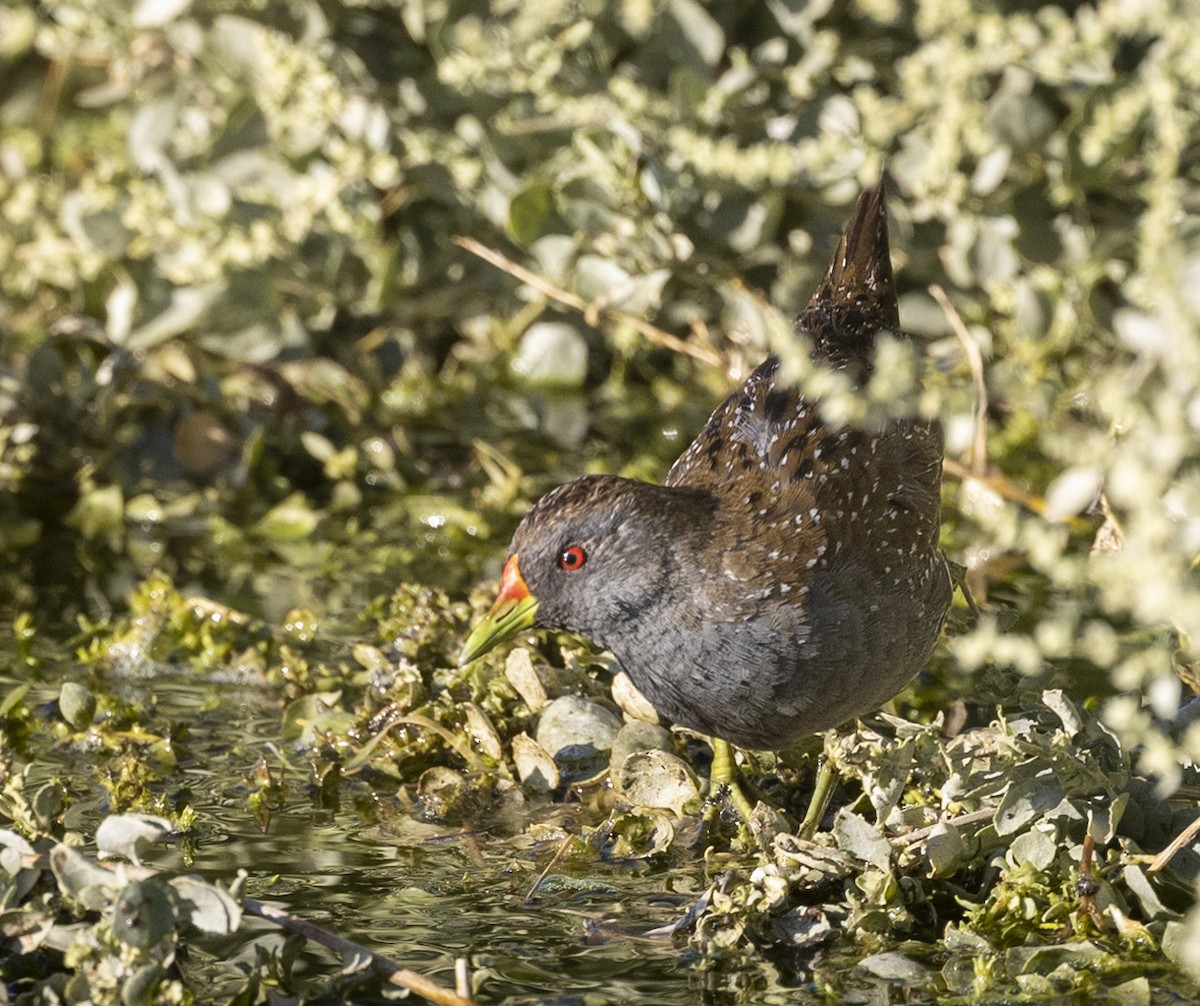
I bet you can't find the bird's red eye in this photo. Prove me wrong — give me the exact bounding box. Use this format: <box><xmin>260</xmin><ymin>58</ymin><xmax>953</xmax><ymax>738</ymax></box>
<box><xmin>558</xmin><ymin>545</ymin><xmax>587</xmax><ymax>571</ymax></box>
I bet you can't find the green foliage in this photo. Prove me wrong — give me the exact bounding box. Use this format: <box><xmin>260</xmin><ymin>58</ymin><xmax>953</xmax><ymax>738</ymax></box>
<box><xmin>0</xmin><ymin>818</ymin><xmax>245</xmax><ymax>1005</ymax></box>
<box><xmin>692</xmin><ymin>692</ymin><xmax>1195</xmax><ymax>993</ymax></box>
<box><xmin>1</xmin><ymin>0</ymin><xmax>1199</xmax><ymax>999</ymax></box>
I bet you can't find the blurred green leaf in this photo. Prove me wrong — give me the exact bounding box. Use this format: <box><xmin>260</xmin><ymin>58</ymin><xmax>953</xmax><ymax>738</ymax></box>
<box><xmin>508</xmin><ymin>183</ymin><xmax>556</xmax><ymax>244</ymax></box>
<box><xmin>254</xmin><ymin>494</ymin><xmax>321</xmax><ymax>543</ymax></box>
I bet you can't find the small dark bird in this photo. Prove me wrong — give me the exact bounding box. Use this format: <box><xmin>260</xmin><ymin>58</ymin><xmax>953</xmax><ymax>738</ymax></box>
<box><xmin>460</xmin><ymin>182</ymin><xmax>951</xmax><ymax>763</ymax></box>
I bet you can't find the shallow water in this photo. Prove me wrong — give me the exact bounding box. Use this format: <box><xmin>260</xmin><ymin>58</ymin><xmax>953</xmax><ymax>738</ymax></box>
<box><xmin>6</xmin><ymin>661</ymin><xmax>826</xmax><ymax>1004</ymax></box>
<box><xmin>6</xmin><ymin>618</ymin><xmax>1196</xmax><ymax>1005</ymax></box>
<box><xmin>0</xmin><ymin>379</ymin><xmax>833</xmax><ymax>1005</ymax></box>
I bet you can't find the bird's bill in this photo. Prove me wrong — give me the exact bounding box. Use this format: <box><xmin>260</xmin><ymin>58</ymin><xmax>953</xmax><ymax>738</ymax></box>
<box><xmin>457</xmin><ymin>554</ymin><xmax>539</xmax><ymax>666</ymax></box>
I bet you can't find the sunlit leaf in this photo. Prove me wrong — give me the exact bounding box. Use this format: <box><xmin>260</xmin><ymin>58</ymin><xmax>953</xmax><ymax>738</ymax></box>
<box><xmin>58</xmin><ymin>682</ymin><xmax>96</xmax><ymax>729</ymax></box>
<box><xmin>96</xmin><ymin>815</ymin><xmax>172</xmax><ymax>865</ymax></box>
<box><xmin>833</xmin><ymin>812</ymin><xmax>891</xmax><ymax>871</ymax></box>
<box><xmin>168</xmin><ymin>875</ymin><xmax>243</xmax><ymax>935</ymax></box>
<box><xmin>254</xmin><ymin>495</ymin><xmax>321</xmax><ymax>543</ymax></box>
<box><xmin>49</xmin><ymin>845</ymin><xmax>118</xmax><ymax>911</ymax></box>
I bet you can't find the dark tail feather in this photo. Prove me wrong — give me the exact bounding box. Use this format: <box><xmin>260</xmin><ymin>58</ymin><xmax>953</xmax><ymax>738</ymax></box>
<box><xmin>798</xmin><ymin>180</ymin><xmax>900</xmax><ymax>371</ymax></box>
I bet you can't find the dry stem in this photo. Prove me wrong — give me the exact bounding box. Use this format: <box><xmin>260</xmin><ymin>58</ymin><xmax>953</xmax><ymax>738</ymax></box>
<box><xmin>452</xmin><ymin>235</ymin><xmax>723</xmax><ymax>368</ymax></box>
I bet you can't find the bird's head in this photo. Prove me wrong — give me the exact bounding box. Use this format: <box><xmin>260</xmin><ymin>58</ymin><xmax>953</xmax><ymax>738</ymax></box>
<box><xmin>458</xmin><ymin>474</ymin><xmax>712</xmax><ymax>665</ymax></box>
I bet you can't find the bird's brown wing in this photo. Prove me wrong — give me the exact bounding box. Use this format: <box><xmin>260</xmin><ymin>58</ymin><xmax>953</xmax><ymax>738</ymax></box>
<box><xmin>662</xmin><ymin>179</ymin><xmax>937</xmax><ymax>619</ymax></box>
<box><xmin>664</xmin><ymin>358</ymin><xmax>827</xmax><ymax>619</ymax></box>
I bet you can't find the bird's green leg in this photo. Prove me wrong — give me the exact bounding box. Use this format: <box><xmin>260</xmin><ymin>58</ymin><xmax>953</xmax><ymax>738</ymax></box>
<box><xmin>710</xmin><ymin>737</ymin><xmax>755</xmax><ymax>820</ymax></box>
<box><xmin>797</xmin><ymin>754</ymin><xmax>836</xmax><ymax>839</ymax></box>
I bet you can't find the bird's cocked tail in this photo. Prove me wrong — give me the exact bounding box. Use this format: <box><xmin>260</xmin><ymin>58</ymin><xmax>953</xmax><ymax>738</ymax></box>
<box><xmin>798</xmin><ymin>180</ymin><xmax>900</xmax><ymax>375</ymax></box>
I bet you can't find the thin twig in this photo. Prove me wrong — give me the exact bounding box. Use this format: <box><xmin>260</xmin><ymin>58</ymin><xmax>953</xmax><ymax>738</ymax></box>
<box><xmin>958</xmin><ymin>579</ymin><xmax>981</xmax><ymax>620</ymax></box>
<box><xmin>896</xmin><ymin>807</ymin><xmax>994</xmax><ymax>849</ymax></box>
<box><xmin>943</xmin><ymin>457</ymin><xmax>1092</xmax><ymax>534</ymax></box>
<box><xmin>525</xmin><ymin>832</ymin><xmax>576</xmax><ymax>903</ymax></box>
<box><xmin>1076</xmin><ymin>833</ymin><xmax>1109</xmax><ymax>932</ymax></box>
<box><xmin>942</xmin><ymin>457</ymin><xmax>1043</xmax><ymax>512</ymax></box>
<box><xmin>39</xmin><ymin>57</ymin><xmax>68</xmax><ymax>136</ymax></box>
<box><xmin>452</xmin><ymin>235</ymin><xmax>724</xmax><ymax>368</ymax></box>
<box><xmin>1147</xmin><ymin>813</ymin><xmax>1200</xmax><ymax>875</ymax></box>
<box><xmin>930</xmin><ymin>284</ymin><xmax>988</xmax><ymax>477</ymax></box>
<box><xmin>244</xmin><ymin>897</ymin><xmax>477</xmax><ymax>1006</ymax></box>
<box><xmin>455</xmin><ymin>958</ymin><xmax>472</xmax><ymax>1000</ymax></box>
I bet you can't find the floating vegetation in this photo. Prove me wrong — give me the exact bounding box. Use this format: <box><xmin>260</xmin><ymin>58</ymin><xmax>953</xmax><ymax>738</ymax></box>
<box><xmin>1</xmin><ymin>0</ymin><xmax>1199</xmax><ymax>1000</ymax></box>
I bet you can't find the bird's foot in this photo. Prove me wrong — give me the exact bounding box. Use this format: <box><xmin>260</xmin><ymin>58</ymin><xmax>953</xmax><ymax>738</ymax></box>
<box><xmin>709</xmin><ymin>737</ymin><xmax>756</xmax><ymax>820</ymax></box>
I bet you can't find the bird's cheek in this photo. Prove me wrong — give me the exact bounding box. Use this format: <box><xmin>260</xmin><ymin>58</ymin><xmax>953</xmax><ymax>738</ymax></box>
<box><xmin>547</xmin><ymin>583</ymin><xmax>597</xmax><ymax>637</ymax></box>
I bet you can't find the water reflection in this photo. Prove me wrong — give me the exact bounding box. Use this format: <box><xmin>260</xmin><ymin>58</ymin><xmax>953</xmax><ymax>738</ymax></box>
<box><xmin>4</xmin><ymin>667</ymin><xmax>800</xmax><ymax>1003</ymax></box>
<box><xmin>184</xmin><ymin>799</ymin><xmax>721</xmax><ymax>1003</ymax></box>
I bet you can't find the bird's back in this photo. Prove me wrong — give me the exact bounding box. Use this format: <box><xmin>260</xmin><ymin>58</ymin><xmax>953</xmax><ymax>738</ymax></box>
<box><xmin>638</xmin><ymin>182</ymin><xmax>950</xmax><ymax>747</ymax></box>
